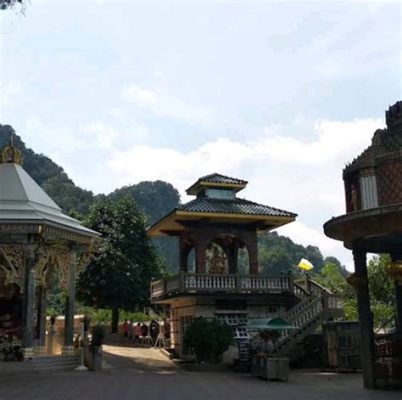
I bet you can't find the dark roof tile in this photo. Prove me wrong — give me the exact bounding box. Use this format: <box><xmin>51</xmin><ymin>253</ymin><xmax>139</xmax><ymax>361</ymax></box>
<box><xmin>177</xmin><ymin>197</ymin><xmax>296</xmax><ymax>218</ymax></box>
<box><xmin>197</xmin><ymin>173</ymin><xmax>248</xmax><ymax>185</ymax></box>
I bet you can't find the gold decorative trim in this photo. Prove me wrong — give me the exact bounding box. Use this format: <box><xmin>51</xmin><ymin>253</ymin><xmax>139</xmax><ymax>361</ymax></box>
<box><xmin>0</xmin><ymin>244</ymin><xmax>24</xmax><ymax>289</ymax></box>
<box><xmin>0</xmin><ymin>134</ymin><xmax>23</xmax><ymax>165</ymax></box>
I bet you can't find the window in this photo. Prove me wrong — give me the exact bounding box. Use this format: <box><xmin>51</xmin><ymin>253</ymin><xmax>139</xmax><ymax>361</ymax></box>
<box><xmin>206</xmin><ymin>188</ymin><xmax>235</xmax><ymax>200</ymax></box>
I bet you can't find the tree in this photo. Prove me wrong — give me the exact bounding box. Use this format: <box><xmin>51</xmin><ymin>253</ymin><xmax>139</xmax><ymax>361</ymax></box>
<box><xmin>367</xmin><ymin>255</ymin><xmax>395</xmax><ymax>328</ymax></box>
<box><xmin>183</xmin><ymin>317</ymin><xmax>233</xmax><ymax>363</ymax></box>
<box><xmin>315</xmin><ymin>255</ymin><xmax>396</xmax><ymax>328</ymax></box>
<box><xmin>110</xmin><ymin>181</ymin><xmax>181</xmax><ymax>271</ymax></box>
<box><xmin>76</xmin><ymin>196</ymin><xmax>165</xmax><ymax>333</ymax></box>
<box><xmin>0</xmin><ymin>0</ymin><xmax>23</xmax><ymax>10</ymax></box>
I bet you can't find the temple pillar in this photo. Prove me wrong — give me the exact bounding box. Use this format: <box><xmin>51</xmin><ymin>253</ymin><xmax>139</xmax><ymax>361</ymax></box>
<box><xmin>395</xmin><ymin>283</ymin><xmax>402</xmax><ymax>332</ymax></box>
<box><xmin>35</xmin><ymin>285</ymin><xmax>47</xmax><ymax>353</ymax></box>
<box><xmin>21</xmin><ymin>246</ymin><xmax>36</xmax><ymax>359</ymax></box>
<box><xmin>247</xmin><ymin>234</ymin><xmax>258</xmax><ymax>275</ymax></box>
<box><xmin>353</xmin><ymin>248</ymin><xmax>376</xmax><ymax>389</ymax></box>
<box><xmin>195</xmin><ymin>232</ymin><xmax>208</xmax><ymax>274</ymax></box>
<box><xmin>63</xmin><ymin>251</ymin><xmax>77</xmax><ymax>355</ymax></box>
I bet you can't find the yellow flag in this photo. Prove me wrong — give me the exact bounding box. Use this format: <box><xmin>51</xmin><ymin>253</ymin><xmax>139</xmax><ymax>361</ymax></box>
<box><xmin>298</xmin><ymin>258</ymin><xmax>314</xmax><ymax>271</ymax></box>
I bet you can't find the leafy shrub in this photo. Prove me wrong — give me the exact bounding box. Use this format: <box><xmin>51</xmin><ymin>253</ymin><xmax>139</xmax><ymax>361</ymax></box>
<box><xmin>183</xmin><ymin>317</ymin><xmax>233</xmax><ymax>363</ymax></box>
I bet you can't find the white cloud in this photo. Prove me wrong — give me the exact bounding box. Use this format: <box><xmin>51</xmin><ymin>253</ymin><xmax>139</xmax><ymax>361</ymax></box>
<box><xmin>0</xmin><ymin>80</ymin><xmax>22</xmax><ymax>107</ymax></box>
<box><xmin>259</xmin><ymin>118</ymin><xmax>383</xmax><ymax>165</ymax></box>
<box><xmin>121</xmin><ymin>85</ymin><xmax>158</xmax><ymax>106</ymax></box>
<box><xmin>107</xmin><ymin>117</ymin><xmax>381</xmax><ymax>270</ymax></box>
<box><xmin>120</xmin><ymin>83</ymin><xmax>214</xmax><ymax>125</ymax></box>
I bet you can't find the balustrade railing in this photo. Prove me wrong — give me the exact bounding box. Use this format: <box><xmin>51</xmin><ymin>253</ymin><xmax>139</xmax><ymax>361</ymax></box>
<box><xmin>151</xmin><ymin>273</ymin><xmax>292</xmax><ymax>298</ymax></box>
<box><xmin>294</xmin><ymin>282</ymin><xmax>309</xmax><ymax>300</ymax></box>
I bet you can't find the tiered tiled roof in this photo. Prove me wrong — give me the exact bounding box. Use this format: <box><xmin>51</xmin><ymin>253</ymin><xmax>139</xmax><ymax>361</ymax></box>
<box><xmin>186</xmin><ymin>173</ymin><xmax>248</xmax><ymax>195</ymax></box>
<box><xmin>196</xmin><ymin>173</ymin><xmax>248</xmax><ymax>185</ymax></box>
<box><xmin>178</xmin><ymin>196</ymin><xmax>296</xmax><ymax>218</ymax></box>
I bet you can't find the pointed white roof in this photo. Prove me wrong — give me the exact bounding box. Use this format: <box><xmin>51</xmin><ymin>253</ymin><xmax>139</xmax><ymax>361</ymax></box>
<box><xmin>0</xmin><ymin>163</ymin><xmax>99</xmax><ymax>237</ymax></box>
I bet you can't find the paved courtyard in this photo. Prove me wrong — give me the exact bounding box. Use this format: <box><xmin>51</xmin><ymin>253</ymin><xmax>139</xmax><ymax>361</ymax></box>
<box><xmin>0</xmin><ymin>342</ymin><xmax>401</xmax><ymax>400</ymax></box>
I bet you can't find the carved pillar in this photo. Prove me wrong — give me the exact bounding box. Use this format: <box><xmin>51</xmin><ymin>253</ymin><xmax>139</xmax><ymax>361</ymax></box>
<box><xmin>179</xmin><ymin>235</ymin><xmax>186</xmax><ymax>272</ymax></box>
<box><xmin>21</xmin><ymin>246</ymin><xmax>36</xmax><ymax>359</ymax></box>
<box><xmin>353</xmin><ymin>248</ymin><xmax>376</xmax><ymax>389</ymax></box>
<box><xmin>247</xmin><ymin>232</ymin><xmax>259</xmax><ymax>275</ymax></box>
<box><xmin>63</xmin><ymin>250</ymin><xmax>77</xmax><ymax>355</ymax></box>
<box><xmin>195</xmin><ymin>231</ymin><xmax>208</xmax><ymax>274</ymax></box>
<box><xmin>35</xmin><ymin>285</ymin><xmax>47</xmax><ymax>353</ymax></box>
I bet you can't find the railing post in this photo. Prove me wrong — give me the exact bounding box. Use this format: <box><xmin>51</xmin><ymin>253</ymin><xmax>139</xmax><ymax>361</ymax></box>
<box><xmin>179</xmin><ymin>270</ymin><xmax>185</xmax><ymax>291</ymax></box>
<box><xmin>304</xmin><ymin>272</ymin><xmax>311</xmax><ymax>294</ymax></box>
<box><xmin>322</xmin><ymin>292</ymin><xmax>329</xmax><ymax>320</ymax></box>
<box><xmin>235</xmin><ymin>275</ymin><xmax>241</xmax><ymax>291</ymax></box>
<box><xmin>288</xmin><ymin>271</ymin><xmax>294</xmax><ymax>294</ymax></box>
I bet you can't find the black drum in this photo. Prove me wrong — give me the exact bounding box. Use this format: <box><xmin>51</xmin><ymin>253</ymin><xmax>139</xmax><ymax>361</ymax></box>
<box><xmin>150</xmin><ymin>320</ymin><xmax>160</xmax><ymax>340</ymax></box>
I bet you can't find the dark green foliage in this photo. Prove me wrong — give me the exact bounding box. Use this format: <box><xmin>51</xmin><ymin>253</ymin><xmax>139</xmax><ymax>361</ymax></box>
<box><xmin>110</xmin><ymin>181</ymin><xmax>181</xmax><ymax>270</ymax></box>
<box><xmin>258</xmin><ymin>231</ymin><xmax>335</xmax><ymax>275</ymax></box>
<box><xmin>183</xmin><ymin>317</ymin><xmax>234</xmax><ymax>363</ymax></box>
<box><xmin>110</xmin><ymin>181</ymin><xmax>180</xmax><ymax>225</ymax></box>
<box><xmin>314</xmin><ymin>255</ymin><xmax>396</xmax><ymax>328</ymax></box>
<box><xmin>76</xmin><ymin>196</ymin><xmax>165</xmax><ymax>313</ymax></box>
<box><xmin>0</xmin><ymin>0</ymin><xmax>22</xmax><ymax>10</ymax></box>
<box><xmin>47</xmin><ymin>292</ymin><xmax>65</xmax><ymax>316</ymax></box>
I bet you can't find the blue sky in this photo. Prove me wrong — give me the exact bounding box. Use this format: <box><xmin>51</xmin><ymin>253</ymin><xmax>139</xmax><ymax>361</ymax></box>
<box><xmin>1</xmin><ymin>0</ymin><xmax>401</xmax><ymax>269</ymax></box>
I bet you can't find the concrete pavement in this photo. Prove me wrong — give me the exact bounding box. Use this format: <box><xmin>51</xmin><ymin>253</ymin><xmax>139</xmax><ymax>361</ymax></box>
<box><xmin>0</xmin><ymin>342</ymin><xmax>400</xmax><ymax>400</ymax></box>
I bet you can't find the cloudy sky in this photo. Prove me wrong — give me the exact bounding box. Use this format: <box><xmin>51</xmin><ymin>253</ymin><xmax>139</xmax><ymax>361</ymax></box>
<box><xmin>1</xmin><ymin>0</ymin><xmax>401</xmax><ymax>269</ymax></box>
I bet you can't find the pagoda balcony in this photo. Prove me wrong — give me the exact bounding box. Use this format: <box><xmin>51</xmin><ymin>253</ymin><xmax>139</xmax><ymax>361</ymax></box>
<box><xmin>150</xmin><ymin>272</ymin><xmax>295</xmax><ymax>301</ymax></box>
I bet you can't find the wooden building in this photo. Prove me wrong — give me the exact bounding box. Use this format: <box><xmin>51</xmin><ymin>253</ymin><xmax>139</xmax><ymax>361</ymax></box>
<box><xmin>149</xmin><ymin>173</ymin><xmax>343</xmax><ymax>360</ymax></box>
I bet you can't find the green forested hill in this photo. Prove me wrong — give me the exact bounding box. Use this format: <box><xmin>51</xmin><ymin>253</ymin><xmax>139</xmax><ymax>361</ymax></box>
<box><xmin>0</xmin><ymin>125</ymin><xmax>345</xmax><ymax>273</ymax></box>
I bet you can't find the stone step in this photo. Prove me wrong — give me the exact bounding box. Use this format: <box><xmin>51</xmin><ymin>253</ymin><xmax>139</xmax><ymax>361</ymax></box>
<box><xmin>32</xmin><ymin>356</ymin><xmax>80</xmax><ymax>371</ymax></box>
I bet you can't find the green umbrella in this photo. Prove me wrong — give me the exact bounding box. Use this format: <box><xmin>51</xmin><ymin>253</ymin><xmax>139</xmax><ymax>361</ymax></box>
<box><xmin>247</xmin><ymin>317</ymin><xmax>297</xmax><ymax>331</ymax></box>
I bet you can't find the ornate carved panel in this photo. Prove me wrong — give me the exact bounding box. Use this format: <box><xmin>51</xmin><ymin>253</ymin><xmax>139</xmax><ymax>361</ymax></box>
<box><xmin>0</xmin><ymin>244</ymin><xmax>24</xmax><ymax>289</ymax></box>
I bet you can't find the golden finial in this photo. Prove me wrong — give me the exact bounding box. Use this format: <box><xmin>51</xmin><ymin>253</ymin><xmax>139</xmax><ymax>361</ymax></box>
<box><xmin>1</xmin><ymin>132</ymin><xmax>23</xmax><ymax>165</ymax></box>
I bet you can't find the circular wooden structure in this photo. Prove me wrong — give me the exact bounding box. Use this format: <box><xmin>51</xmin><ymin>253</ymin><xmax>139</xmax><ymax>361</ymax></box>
<box><xmin>324</xmin><ymin>101</ymin><xmax>402</xmax><ymax>389</ymax></box>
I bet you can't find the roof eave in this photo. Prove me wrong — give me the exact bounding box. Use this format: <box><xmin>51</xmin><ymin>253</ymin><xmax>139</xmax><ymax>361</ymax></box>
<box><xmin>147</xmin><ymin>209</ymin><xmax>296</xmax><ymax>237</ymax></box>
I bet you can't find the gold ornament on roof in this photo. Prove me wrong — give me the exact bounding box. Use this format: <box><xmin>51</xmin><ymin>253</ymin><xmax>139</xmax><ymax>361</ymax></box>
<box><xmin>1</xmin><ymin>133</ymin><xmax>23</xmax><ymax>165</ymax></box>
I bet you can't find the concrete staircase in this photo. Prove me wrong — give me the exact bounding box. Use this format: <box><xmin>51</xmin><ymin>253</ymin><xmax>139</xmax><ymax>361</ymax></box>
<box><xmin>272</xmin><ymin>279</ymin><xmax>344</xmax><ymax>357</ymax></box>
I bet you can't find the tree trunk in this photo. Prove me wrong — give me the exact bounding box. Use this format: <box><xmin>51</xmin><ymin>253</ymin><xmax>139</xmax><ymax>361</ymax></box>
<box><xmin>111</xmin><ymin>307</ymin><xmax>119</xmax><ymax>333</ymax></box>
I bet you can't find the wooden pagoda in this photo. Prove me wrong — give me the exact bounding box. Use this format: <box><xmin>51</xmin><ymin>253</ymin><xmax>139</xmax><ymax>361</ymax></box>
<box><xmin>150</xmin><ymin>173</ymin><xmax>343</xmax><ymax>359</ymax></box>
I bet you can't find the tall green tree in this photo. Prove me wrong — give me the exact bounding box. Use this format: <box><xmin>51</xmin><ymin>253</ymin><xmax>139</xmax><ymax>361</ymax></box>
<box><xmin>110</xmin><ymin>181</ymin><xmax>181</xmax><ymax>271</ymax></box>
<box><xmin>315</xmin><ymin>255</ymin><xmax>396</xmax><ymax>328</ymax></box>
<box><xmin>76</xmin><ymin>196</ymin><xmax>165</xmax><ymax>332</ymax></box>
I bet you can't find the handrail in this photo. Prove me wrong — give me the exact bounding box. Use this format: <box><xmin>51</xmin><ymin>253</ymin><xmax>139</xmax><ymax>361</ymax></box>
<box><xmin>293</xmin><ymin>282</ymin><xmax>309</xmax><ymax>300</ymax></box>
<box><xmin>275</xmin><ymin>295</ymin><xmax>324</xmax><ymax>352</ymax></box>
<box><xmin>309</xmin><ymin>279</ymin><xmax>333</xmax><ymax>295</ymax></box>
